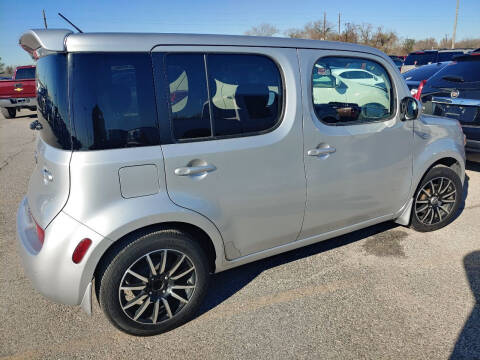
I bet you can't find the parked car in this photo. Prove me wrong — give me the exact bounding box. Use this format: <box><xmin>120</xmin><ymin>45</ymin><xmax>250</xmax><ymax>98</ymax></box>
<box><xmin>419</xmin><ymin>52</ymin><xmax>480</xmax><ymax>156</ymax></box>
<box><xmin>0</xmin><ymin>65</ymin><xmax>36</xmax><ymax>118</ymax></box>
<box><xmin>402</xmin><ymin>61</ymin><xmax>450</xmax><ymax>97</ymax></box>
<box><xmin>389</xmin><ymin>55</ymin><xmax>404</xmax><ymax>70</ymax></box>
<box><xmin>401</xmin><ymin>50</ymin><xmax>470</xmax><ymax>73</ymax></box>
<box><xmin>17</xmin><ymin>29</ymin><xmax>466</xmax><ymax>336</ymax></box>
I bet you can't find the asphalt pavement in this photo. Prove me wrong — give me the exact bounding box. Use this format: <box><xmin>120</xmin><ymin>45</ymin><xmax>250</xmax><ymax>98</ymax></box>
<box><xmin>1</xmin><ymin>109</ymin><xmax>479</xmax><ymax>359</ymax></box>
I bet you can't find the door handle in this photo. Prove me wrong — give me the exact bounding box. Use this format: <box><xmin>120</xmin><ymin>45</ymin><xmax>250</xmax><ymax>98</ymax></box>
<box><xmin>174</xmin><ymin>164</ymin><xmax>216</xmax><ymax>176</ymax></box>
<box><xmin>307</xmin><ymin>147</ymin><xmax>336</xmax><ymax>156</ymax></box>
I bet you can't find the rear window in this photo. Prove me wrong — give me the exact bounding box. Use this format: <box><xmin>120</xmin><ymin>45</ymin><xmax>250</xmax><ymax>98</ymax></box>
<box><xmin>154</xmin><ymin>53</ymin><xmax>283</xmax><ymax>141</ymax></box>
<box><xmin>427</xmin><ymin>59</ymin><xmax>480</xmax><ymax>86</ymax></box>
<box><xmin>402</xmin><ymin>63</ymin><xmax>448</xmax><ymax>81</ymax></box>
<box><xmin>404</xmin><ymin>52</ymin><xmax>438</xmax><ymax>66</ymax></box>
<box><xmin>15</xmin><ymin>67</ymin><xmax>36</xmax><ymax>80</ymax></box>
<box><xmin>437</xmin><ymin>52</ymin><xmax>464</xmax><ymax>62</ymax></box>
<box><xmin>71</xmin><ymin>53</ymin><xmax>159</xmax><ymax>150</ymax></box>
<box><xmin>36</xmin><ymin>54</ymin><xmax>71</xmax><ymax>150</ymax></box>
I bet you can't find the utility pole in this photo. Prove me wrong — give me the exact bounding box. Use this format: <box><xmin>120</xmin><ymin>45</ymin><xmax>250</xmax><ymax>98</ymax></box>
<box><xmin>338</xmin><ymin>13</ymin><xmax>341</xmax><ymax>35</ymax></box>
<box><xmin>42</xmin><ymin>9</ymin><xmax>48</xmax><ymax>29</ymax></box>
<box><xmin>323</xmin><ymin>12</ymin><xmax>326</xmax><ymax>40</ymax></box>
<box><xmin>452</xmin><ymin>0</ymin><xmax>459</xmax><ymax>49</ymax></box>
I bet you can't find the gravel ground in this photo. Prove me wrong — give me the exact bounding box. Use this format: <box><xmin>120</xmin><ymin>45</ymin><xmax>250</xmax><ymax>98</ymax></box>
<box><xmin>1</xmin><ymin>109</ymin><xmax>479</xmax><ymax>359</ymax></box>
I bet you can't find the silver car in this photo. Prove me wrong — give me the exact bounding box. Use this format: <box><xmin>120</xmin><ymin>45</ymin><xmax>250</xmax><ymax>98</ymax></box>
<box><xmin>17</xmin><ymin>29</ymin><xmax>466</xmax><ymax>336</ymax></box>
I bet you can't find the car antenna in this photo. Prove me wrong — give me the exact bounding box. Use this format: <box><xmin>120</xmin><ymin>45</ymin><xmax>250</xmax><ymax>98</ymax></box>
<box><xmin>57</xmin><ymin>12</ymin><xmax>83</xmax><ymax>33</ymax></box>
<box><xmin>42</xmin><ymin>9</ymin><xmax>48</xmax><ymax>29</ymax></box>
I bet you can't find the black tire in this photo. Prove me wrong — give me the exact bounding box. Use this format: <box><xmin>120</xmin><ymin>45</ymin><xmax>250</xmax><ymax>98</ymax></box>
<box><xmin>96</xmin><ymin>228</ymin><xmax>210</xmax><ymax>336</ymax></box>
<box><xmin>1</xmin><ymin>107</ymin><xmax>16</xmax><ymax>119</ymax></box>
<box><xmin>410</xmin><ymin>166</ymin><xmax>462</xmax><ymax>232</ymax></box>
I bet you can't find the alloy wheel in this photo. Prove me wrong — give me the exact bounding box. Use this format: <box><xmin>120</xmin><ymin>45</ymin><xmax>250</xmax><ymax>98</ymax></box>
<box><xmin>414</xmin><ymin>176</ymin><xmax>457</xmax><ymax>226</ymax></box>
<box><xmin>118</xmin><ymin>249</ymin><xmax>196</xmax><ymax>324</ymax></box>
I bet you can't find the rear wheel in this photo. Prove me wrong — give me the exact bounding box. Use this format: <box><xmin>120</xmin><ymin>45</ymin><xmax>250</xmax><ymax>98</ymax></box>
<box><xmin>1</xmin><ymin>107</ymin><xmax>16</xmax><ymax>119</ymax></box>
<box><xmin>97</xmin><ymin>229</ymin><xmax>210</xmax><ymax>336</ymax></box>
<box><xmin>410</xmin><ymin>166</ymin><xmax>462</xmax><ymax>232</ymax></box>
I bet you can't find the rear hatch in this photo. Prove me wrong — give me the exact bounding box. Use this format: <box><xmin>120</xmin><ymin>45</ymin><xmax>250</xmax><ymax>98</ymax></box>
<box><xmin>26</xmin><ymin>54</ymin><xmax>72</xmax><ymax>229</ymax></box>
<box><xmin>420</xmin><ymin>55</ymin><xmax>480</xmax><ymax>143</ymax></box>
<box><xmin>11</xmin><ymin>67</ymin><xmax>36</xmax><ymax>98</ymax></box>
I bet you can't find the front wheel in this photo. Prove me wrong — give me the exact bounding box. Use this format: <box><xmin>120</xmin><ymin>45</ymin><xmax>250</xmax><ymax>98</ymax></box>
<box><xmin>1</xmin><ymin>107</ymin><xmax>16</xmax><ymax>119</ymax></box>
<box><xmin>410</xmin><ymin>166</ymin><xmax>462</xmax><ymax>232</ymax></box>
<box><xmin>96</xmin><ymin>229</ymin><xmax>210</xmax><ymax>336</ymax></box>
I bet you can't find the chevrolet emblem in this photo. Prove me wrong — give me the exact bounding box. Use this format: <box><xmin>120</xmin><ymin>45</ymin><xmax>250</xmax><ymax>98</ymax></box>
<box><xmin>14</xmin><ymin>87</ymin><xmax>23</xmax><ymax>92</ymax></box>
<box><xmin>451</xmin><ymin>90</ymin><xmax>459</xmax><ymax>98</ymax></box>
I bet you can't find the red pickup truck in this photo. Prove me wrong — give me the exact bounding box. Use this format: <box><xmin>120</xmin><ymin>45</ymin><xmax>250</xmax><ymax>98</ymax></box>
<box><xmin>0</xmin><ymin>65</ymin><xmax>36</xmax><ymax>118</ymax></box>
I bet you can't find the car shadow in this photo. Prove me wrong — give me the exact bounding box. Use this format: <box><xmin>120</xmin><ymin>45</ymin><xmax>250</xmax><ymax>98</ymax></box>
<box><xmin>466</xmin><ymin>159</ymin><xmax>480</xmax><ymax>172</ymax></box>
<box><xmin>452</xmin><ymin>172</ymin><xmax>470</xmax><ymax>222</ymax></box>
<box><xmin>14</xmin><ymin>113</ymin><xmax>37</xmax><ymax>119</ymax></box>
<box><xmin>450</xmin><ymin>251</ymin><xmax>480</xmax><ymax>359</ymax></box>
<box><xmin>198</xmin><ymin>221</ymin><xmax>398</xmax><ymax>316</ymax></box>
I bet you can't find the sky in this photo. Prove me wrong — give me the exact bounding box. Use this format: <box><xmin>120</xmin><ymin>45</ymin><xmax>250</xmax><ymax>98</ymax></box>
<box><xmin>1</xmin><ymin>0</ymin><xmax>479</xmax><ymax>66</ymax></box>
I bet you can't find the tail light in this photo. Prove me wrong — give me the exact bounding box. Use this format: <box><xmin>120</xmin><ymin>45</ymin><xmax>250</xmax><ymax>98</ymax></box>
<box><xmin>35</xmin><ymin>222</ymin><xmax>45</xmax><ymax>245</ymax></box>
<box><xmin>72</xmin><ymin>238</ymin><xmax>92</xmax><ymax>264</ymax></box>
<box><xmin>414</xmin><ymin>79</ymin><xmax>427</xmax><ymax>100</ymax></box>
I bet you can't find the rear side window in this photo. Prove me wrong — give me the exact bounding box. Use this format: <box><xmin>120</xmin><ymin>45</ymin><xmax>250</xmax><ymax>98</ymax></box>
<box><xmin>404</xmin><ymin>52</ymin><xmax>438</xmax><ymax>66</ymax></box>
<box><xmin>71</xmin><ymin>53</ymin><xmax>159</xmax><ymax>150</ymax></box>
<box><xmin>312</xmin><ymin>57</ymin><xmax>394</xmax><ymax>125</ymax></box>
<box><xmin>165</xmin><ymin>54</ymin><xmax>212</xmax><ymax>140</ymax></box>
<box><xmin>36</xmin><ymin>54</ymin><xmax>71</xmax><ymax>150</ymax></box>
<box><xmin>154</xmin><ymin>53</ymin><xmax>283</xmax><ymax>141</ymax></box>
<box><xmin>15</xmin><ymin>67</ymin><xmax>36</xmax><ymax>80</ymax></box>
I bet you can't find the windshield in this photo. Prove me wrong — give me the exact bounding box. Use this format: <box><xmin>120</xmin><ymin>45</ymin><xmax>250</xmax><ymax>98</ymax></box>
<box><xmin>15</xmin><ymin>67</ymin><xmax>36</xmax><ymax>80</ymax></box>
<box><xmin>404</xmin><ymin>52</ymin><xmax>438</xmax><ymax>66</ymax></box>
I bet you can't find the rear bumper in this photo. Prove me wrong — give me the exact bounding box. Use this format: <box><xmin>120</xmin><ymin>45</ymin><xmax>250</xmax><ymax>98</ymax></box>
<box><xmin>16</xmin><ymin>198</ymin><xmax>108</xmax><ymax>307</ymax></box>
<box><xmin>466</xmin><ymin>139</ymin><xmax>480</xmax><ymax>153</ymax></box>
<box><xmin>0</xmin><ymin>97</ymin><xmax>37</xmax><ymax>108</ymax></box>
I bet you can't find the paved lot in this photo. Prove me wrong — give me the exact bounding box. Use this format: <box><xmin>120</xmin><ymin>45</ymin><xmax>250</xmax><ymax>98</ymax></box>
<box><xmin>1</xmin><ymin>109</ymin><xmax>479</xmax><ymax>359</ymax></box>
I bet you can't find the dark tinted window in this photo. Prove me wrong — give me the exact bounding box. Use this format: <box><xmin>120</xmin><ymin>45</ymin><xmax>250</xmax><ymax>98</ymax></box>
<box><xmin>36</xmin><ymin>54</ymin><xmax>71</xmax><ymax>149</ymax></box>
<box><xmin>402</xmin><ymin>62</ymin><xmax>448</xmax><ymax>81</ymax></box>
<box><xmin>437</xmin><ymin>52</ymin><xmax>463</xmax><ymax>62</ymax></box>
<box><xmin>165</xmin><ymin>54</ymin><xmax>211</xmax><ymax>140</ymax></box>
<box><xmin>312</xmin><ymin>57</ymin><xmax>394</xmax><ymax>125</ymax></box>
<box><xmin>404</xmin><ymin>52</ymin><xmax>438</xmax><ymax>65</ymax></box>
<box><xmin>339</xmin><ymin>70</ymin><xmax>373</xmax><ymax>79</ymax></box>
<box><xmin>71</xmin><ymin>53</ymin><xmax>159</xmax><ymax>150</ymax></box>
<box><xmin>207</xmin><ymin>54</ymin><xmax>282</xmax><ymax>137</ymax></box>
<box><xmin>427</xmin><ymin>58</ymin><xmax>480</xmax><ymax>86</ymax></box>
<box><xmin>15</xmin><ymin>67</ymin><xmax>36</xmax><ymax>80</ymax></box>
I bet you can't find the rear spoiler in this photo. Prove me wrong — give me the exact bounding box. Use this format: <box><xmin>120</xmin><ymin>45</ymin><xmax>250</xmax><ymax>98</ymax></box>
<box><xmin>19</xmin><ymin>29</ymin><xmax>73</xmax><ymax>59</ymax></box>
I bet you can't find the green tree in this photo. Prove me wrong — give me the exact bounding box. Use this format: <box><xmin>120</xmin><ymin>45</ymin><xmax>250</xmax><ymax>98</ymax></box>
<box><xmin>0</xmin><ymin>57</ymin><xmax>5</xmax><ymax>74</ymax></box>
<box><xmin>402</xmin><ymin>38</ymin><xmax>415</xmax><ymax>54</ymax></box>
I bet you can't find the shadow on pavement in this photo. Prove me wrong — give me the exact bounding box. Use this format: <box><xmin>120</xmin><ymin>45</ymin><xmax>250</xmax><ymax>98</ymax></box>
<box><xmin>450</xmin><ymin>251</ymin><xmax>480</xmax><ymax>359</ymax></box>
<box><xmin>199</xmin><ymin>221</ymin><xmax>398</xmax><ymax>316</ymax></box>
<box><xmin>14</xmin><ymin>113</ymin><xmax>37</xmax><ymax>119</ymax></box>
<box><xmin>466</xmin><ymin>160</ymin><xmax>480</xmax><ymax>172</ymax></box>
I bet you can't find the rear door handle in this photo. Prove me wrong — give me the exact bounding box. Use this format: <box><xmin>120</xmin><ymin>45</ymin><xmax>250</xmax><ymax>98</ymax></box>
<box><xmin>174</xmin><ymin>164</ymin><xmax>216</xmax><ymax>176</ymax></box>
<box><xmin>307</xmin><ymin>147</ymin><xmax>336</xmax><ymax>156</ymax></box>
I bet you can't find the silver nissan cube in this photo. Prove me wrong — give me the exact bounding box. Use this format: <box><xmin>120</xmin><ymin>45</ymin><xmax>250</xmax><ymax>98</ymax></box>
<box><xmin>17</xmin><ymin>29</ymin><xmax>466</xmax><ymax>336</ymax></box>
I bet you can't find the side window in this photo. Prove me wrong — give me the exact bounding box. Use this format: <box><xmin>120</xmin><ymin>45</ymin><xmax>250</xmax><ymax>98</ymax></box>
<box><xmin>206</xmin><ymin>54</ymin><xmax>283</xmax><ymax>137</ymax></box>
<box><xmin>165</xmin><ymin>54</ymin><xmax>212</xmax><ymax>140</ymax></box>
<box><xmin>312</xmin><ymin>57</ymin><xmax>394</xmax><ymax>125</ymax></box>
<box><xmin>71</xmin><ymin>53</ymin><xmax>159</xmax><ymax>150</ymax></box>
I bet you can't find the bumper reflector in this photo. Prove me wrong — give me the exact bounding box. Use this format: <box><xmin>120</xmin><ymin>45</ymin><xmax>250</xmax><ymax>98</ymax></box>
<box><xmin>72</xmin><ymin>238</ymin><xmax>92</xmax><ymax>264</ymax></box>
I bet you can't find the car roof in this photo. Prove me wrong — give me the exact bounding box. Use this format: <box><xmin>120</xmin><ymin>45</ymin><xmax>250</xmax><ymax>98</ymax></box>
<box><xmin>19</xmin><ymin>29</ymin><xmax>390</xmax><ymax>61</ymax></box>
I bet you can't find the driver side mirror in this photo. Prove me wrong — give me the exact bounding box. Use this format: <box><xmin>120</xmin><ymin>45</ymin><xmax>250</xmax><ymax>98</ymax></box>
<box><xmin>401</xmin><ymin>97</ymin><xmax>420</xmax><ymax>121</ymax></box>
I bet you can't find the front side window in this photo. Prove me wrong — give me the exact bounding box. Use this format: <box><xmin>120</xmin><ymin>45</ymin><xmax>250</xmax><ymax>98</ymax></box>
<box><xmin>312</xmin><ymin>57</ymin><xmax>394</xmax><ymax>125</ymax></box>
<box><xmin>36</xmin><ymin>54</ymin><xmax>71</xmax><ymax>149</ymax></box>
<box><xmin>157</xmin><ymin>53</ymin><xmax>283</xmax><ymax>141</ymax></box>
<box><xmin>71</xmin><ymin>53</ymin><xmax>159</xmax><ymax>150</ymax></box>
